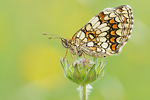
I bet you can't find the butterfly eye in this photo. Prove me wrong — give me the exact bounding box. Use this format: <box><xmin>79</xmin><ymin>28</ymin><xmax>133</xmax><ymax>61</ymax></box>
<box><xmin>65</xmin><ymin>39</ymin><xmax>68</xmax><ymax>45</ymax></box>
<box><xmin>61</xmin><ymin>39</ymin><xmax>68</xmax><ymax>48</ymax></box>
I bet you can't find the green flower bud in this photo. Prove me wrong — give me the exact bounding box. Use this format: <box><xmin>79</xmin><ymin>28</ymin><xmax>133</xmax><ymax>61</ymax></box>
<box><xmin>60</xmin><ymin>57</ymin><xmax>107</xmax><ymax>85</ymax></box>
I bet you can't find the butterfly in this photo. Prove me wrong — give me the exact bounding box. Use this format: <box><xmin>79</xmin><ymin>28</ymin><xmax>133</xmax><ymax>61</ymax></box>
<box><xmin>44</xmin><ymin>5</ymin><xmax>134</xmax><ymax>58</ymax></box>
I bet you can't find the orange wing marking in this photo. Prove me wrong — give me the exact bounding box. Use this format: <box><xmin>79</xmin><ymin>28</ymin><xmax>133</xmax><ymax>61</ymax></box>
<box><xmin>110</xmin><ymin>37</ymin><xmax>115</xmax><ymax>43</ymax></box>
<box><xmin>110</xmin><ymin>19</ymin><xmax>115</xmax><ymax>23</ymax></box>
<box><xmin>112</xmin><ymin>24</ymin><xmax>118</xmax><ymax>29</ymax></box>
<box><xmin>110</xmin><ymin>31</ymin><xmax>116</xmax><ymax>35</ymax></box>
<box><xmin>111</xmin><ymin>44</ymin><xmax>116</xmax><ymax>51</ymax></box>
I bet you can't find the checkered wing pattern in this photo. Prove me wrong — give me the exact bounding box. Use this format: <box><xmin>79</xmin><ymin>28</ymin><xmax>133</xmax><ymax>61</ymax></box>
<box><xmin>71</xmin><ymin>5</ymin><xmax>134</xmax><ymax>57</ymax></box>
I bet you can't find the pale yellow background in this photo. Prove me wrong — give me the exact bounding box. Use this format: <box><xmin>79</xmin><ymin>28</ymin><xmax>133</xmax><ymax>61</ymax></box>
<box><xmin>0</xmin><ymin>0</ymin><xmax>150</xmax><ymax>100</ymax></box>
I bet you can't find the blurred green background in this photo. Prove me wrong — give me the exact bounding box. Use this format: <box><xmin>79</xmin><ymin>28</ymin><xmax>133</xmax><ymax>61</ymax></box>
<box><xmin>0</xmin><ymin>0</ymin><xmax>150</xmax><ymax>100</ymax></box>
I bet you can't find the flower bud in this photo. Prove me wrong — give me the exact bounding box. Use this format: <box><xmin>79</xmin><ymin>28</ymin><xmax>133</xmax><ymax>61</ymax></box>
<box><xmin>60</xmin><ymin>57</ymin><xmax>107</xmax><ymax>85</ymax></box>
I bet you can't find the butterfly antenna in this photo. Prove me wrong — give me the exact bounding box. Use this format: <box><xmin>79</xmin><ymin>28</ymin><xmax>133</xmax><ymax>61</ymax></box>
<box><xmin>43</xmin><ymin>33</ymin><xmax>65</xmax><ymax>40</ymax></box>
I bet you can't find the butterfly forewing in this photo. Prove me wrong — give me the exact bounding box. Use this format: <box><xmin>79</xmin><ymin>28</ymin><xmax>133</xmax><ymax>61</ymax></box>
<box><xmin>71</xmin><ymin>5</ymin><xmax>134</xmax><ymax>57</ymax></box>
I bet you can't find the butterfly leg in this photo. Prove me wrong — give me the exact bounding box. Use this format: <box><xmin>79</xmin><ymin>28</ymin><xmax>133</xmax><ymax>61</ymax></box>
<box><xmin>63</xmin><ymin>49</ymin><xmax>68</xmax><ymax>60</ymax></box>
<box><xmin>69</xmin><ymin>49</ymin><xmax>74</xmax><ymax>59</ymax></box>
<box><xmin>82</xmin><ymin>52</ymin><xmax>91</xmax><ymax>68</ymax></box>
<box><xmin>68</xmin><ymin>49</ymin><xmax>76</xmax><ymax>66</ymax></box>
<box><xmin>64</xmin><ymin>49</ymin><xmax>74</xmax><ymax>60</ymax></box>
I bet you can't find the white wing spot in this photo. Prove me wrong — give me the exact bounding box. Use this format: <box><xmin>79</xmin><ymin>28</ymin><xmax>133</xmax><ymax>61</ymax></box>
<box><xmin>76</xmin><ymin>31</ymin><xmax>81</xmax><ymax>37</ymax></box>
<box><xmin>93</xmin><ymin>21</ymin><xmax>100</xmax><ymax>29</ymax></box>
<box><xmin>103</xmin><ymin>10</ymin><xmax>111</xmax><ymax>14</ymax></box>
<box><xmin>98</xmin><ymin>23</ymin><xmax>107</xmax><ymax>29</ymax></box>
<box><xmin>122</xmin><ymin>10</ymin><xmax>127</xmax><ymax>13</ymax></box>
<box><xmin>96</xmin><ymin>30</ymin><xmax>101</xmax><ymax>34</ymax></box>
<box><xmin>82</xmin><ymin>38</ymin><xmax>88</xmax><ymax>42</ymax></box>
<box><xmin>87</xmin><ymin>41</ymin><xmax>94</xmax><ymax>46</ymax></box>
<box><xmin>75</xmin><ymin>38</ymin><xmax>80</xmax><ymax>46</ymax></box>
<box><xmin>115</xmin><ymin>16</ymin><xmax>121</xmax><ymax>22</ymax></box>
<box><xmin>97</xmin><ymin>48</ymin><xmax>101</xmax><ymax>52</ymax></box>
<box><xmin>118</xmin><ymin>23</ymin><xmax>123</xmax><ymax>28</ymax></box>
<box><xmin>99</xmin><ymin>32</ymin><xmax>107</xmax><ymax>36</ymax></box>
<box><xmin>89</xmin><ymin>34</ymin><xmax>94</xmax><ymax>39</ymax></box>
<box><xmin>96</xmin><ymin>38</ymin><xmax>100</xmax><ymax>42</ymax></box>
<box><xmin>101</xmin><ymin>42</ymin><xmax>108</xmax><ymax>48</ymax></box>
<box><xmin>116</xmin><ymin>37</ymin><xmax>122</xmax><ymax>43</ymax></box>
<box><xmin>100</xmin><ymin>27</ymin><xmax>110</xmax><ymax>32</ymax></box>
<box><xmin>125</xmin><ymin>23</ymin><xmax>129</xmax><ymax>28</ymax></box>
<box><xmin>127</xmin><ymin>19</ymin><xmax>130</xmax><ymax>23</ymax></box>
<box><xmin>104</xmin><ymin>15</ymin><xmax>111</xmax><ymax>20</ymax></box>
<box><xmin>116</xmin><ymin>29</ymin><xmax>122</xmax><ymax>36</ymax></box>
<box><xmin>99</xmin><ymin>37</ymin><xmax>107</xmax><ymax>42</ymax></box>
<box><xmin>123</xmin><ymin>13</ymin><xmax>129</xmax><ymax>18</ymax></box>
<box><xmin>101</xmin><ymin>48</ymin><xmax>106</xmax><ymax>53</ymax></box>
<box><xmin>79</xmin><ymin>31</ymin><xmax>85</xmax><ymax>39</ymax></box>
<box><xmin>109</xmin><ymin>12</ymin><xmax>116</xmax><ymax>17</ymax></box>
<box><xmin>89</xmin><ymin>17</ymin><xmax>99</xmax><ymax>26</ymax></box>
<box><xmin>86</xmin><ymin>24</ymin><xmax>92</xmax><ymax>31</ymax></box>
<box><xmin>122</xmin><ymin>7</ymin><xmax>126</xmax><ymax>10</ymax></box>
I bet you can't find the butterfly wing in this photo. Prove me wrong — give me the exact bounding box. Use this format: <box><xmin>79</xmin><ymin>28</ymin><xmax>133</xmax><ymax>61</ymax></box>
<box><xmin>71</xmin><ymin>5</ymin><xmax>134</xmax><ymax>57</ymax></box>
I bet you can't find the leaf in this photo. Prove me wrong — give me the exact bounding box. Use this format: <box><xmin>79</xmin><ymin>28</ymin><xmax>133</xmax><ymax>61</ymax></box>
<box><xmin>73</xmin><ymin>64</ymin><xmax>82</xmax><ymax>84</ymax></box>
<box><xmin>82</xmin><ymin>64</ymin><xmax>96</xmax><ymax>84</ymax></box>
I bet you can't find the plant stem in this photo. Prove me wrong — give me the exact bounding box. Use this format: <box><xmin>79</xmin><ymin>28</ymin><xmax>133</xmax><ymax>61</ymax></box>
<box><xmin>82</xmin><ymin>84</ymin><xmax>86</xmax><ymax>100</ymax></box>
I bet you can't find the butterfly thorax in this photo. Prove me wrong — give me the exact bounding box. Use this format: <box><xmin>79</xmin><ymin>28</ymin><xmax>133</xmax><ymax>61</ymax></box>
<box><xmin>61</xmin><ymin>38</ymin><xmax>83</xmax><ymax>57</ymax></box>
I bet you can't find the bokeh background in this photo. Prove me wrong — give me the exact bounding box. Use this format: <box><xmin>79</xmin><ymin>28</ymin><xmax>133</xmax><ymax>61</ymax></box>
<box><xmin>0</xmin><ymin>0</ymin><xmax>150</xmax><ymax>100</ymax></box>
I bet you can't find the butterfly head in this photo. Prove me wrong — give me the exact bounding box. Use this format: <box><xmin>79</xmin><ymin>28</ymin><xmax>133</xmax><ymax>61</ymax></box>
<box><xmin>61</xmin><ymin>38</ymin><xmax>71</xmax><ymax>48</ymax></box>
<box><xmin>61</xmin><ymin>38</ymin><xmax>82</xmax><ymax>56</ymax></box>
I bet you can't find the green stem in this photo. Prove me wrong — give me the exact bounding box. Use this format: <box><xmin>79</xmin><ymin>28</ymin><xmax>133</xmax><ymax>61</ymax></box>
<box><xmin>82</xmin><ymin>84</ymin><xmax>86</xmax><ymax>100</ymax></box>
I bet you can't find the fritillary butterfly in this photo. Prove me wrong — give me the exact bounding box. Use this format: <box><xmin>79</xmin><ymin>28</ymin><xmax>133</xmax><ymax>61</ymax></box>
<box><xmin>44</xmin><ymin>5</ymin><xmax>134</xmax><ymax>58</ymax></box>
